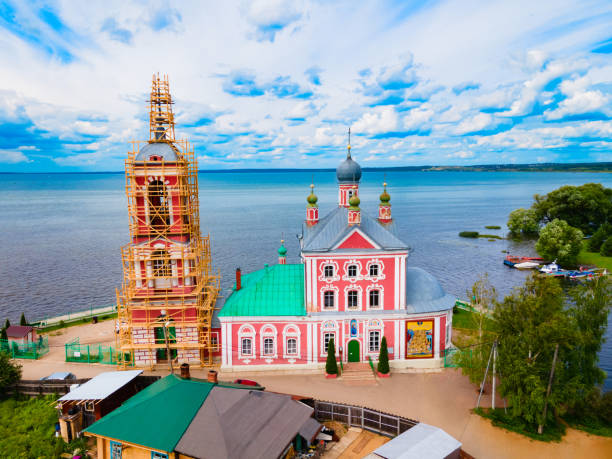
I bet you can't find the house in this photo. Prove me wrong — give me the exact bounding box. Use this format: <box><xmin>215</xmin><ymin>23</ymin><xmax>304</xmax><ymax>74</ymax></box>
<box><xmin>5</xmin><ymin>325</ymin><xmax>36</xmax><ymax>345</ymax></box>
<box><xmin>367</xmin><ymin>423</ymin><xmax>461</xmax><ymax>459</ymax></box>
<box><xmin>57</xmin><ymin>370</ymin><xmax>151</xmax><ymax>442</ymax></box>
<box><xmin>84</xmin><ymin>367</ymin><xmax>322</xmax><ymax>459</ymax></box>
<box><xmin>218</xmin><ymin>141</ymin><xmax>455</xmax><ymax>371</ymax></box>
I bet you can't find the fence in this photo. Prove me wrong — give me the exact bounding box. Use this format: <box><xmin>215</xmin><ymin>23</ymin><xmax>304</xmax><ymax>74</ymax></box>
<box><xmin>313</xmin><ymin>400</ymin><xmax>418</xmax><ymax>437</ymax></box>
<box><xmin>65</xmin><ymin>337</ymin><xmax>132</xmax><ymax>366</ymax></box>
<box><xmin>0</xmin><ymin>336</ymin><xmax>49</xmax><ymax>359</ymax></box>
<box><xmin>443</xmin><ymin>347</ymin><xmax>460</xmax><ymax>368</ymax></box>
<box><xmin>31</xmin><ymin>304</ymin><xmax>117</xmax><ymax>330</ymax></box>
<box><xmin>8</xmin><ymin>378</ymin><xmax>91</xmax><ymax>396</ymax></box>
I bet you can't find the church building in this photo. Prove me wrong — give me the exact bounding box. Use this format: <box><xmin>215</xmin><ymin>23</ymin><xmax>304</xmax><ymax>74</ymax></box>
<box><xmin>218</xmin><ymin>139</ymin><xmax>455</xmax><ymax>371</ymax></box>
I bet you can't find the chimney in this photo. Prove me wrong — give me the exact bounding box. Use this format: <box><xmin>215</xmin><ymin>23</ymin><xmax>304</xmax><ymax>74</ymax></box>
<box><xmin>207</xmin><ymin>370</ymin><xmax>218</xmax><ymax>383</ymax></box>
<box><xmin>180</xmin><ymin>363</ymin><xmax>190</xmax><ymax>379</ymax></box>
<box><xmin>236</xmin><ymin>268</ymin><xmax>241</xmax><ymax>291</ymax></box>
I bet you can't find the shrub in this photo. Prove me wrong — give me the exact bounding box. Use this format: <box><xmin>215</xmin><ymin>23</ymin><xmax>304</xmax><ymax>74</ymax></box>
<box><xmin>377</xmin><ymin>337</ymin><xmax>389</xmax><ymax>374</ymax></box>
<box><xmin>325</xmin><ymin>339</ymin><xmax>338</xmax><ymax>375</ymax></box>
<box><xmin>0</xmin><ymin>352</ymin><xmax>21</xmax><ymax>394</ymax></box>
<box><xmin>600</xmin><ymin>237</ymin><xmax>612</xmax><ymax>257</ymax></box>
<box><xmin>459</xmin><ymin>231</ymin><xmax>479</xmax><ymax>238</ymax></box>
<box><xmin>588</xmin><ymin>223</ymin><xmax>612</xmax><ymax>252</ymax></box>
<box><xmin>536</xmin><ymin>219</ymin><xmax>584</xmax><ymax>267</ymax></box>
<box><xmin>508</xmin><ymin>208</ymin><xmax>539</xmax><ymax>237</ymax></box>
<box><xmin>485</xmin><ymin>225</ymin><xmax>501</xmax><ymax>230</ymax></box>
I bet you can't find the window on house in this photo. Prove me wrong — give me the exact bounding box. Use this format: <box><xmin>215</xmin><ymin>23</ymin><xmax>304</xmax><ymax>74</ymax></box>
<box><xmin>148</xmin><ymin>180</ymin><xmax>169</xmax><ymax>228</ymax></box>
<box><xmin>348</xmin><ymin>265</ymin><xmax>358</xmax><ymax>277</ymax></box>
<box><xmin>286</xmin><ymin>338</ymin><xmax>297</xmax><ymax>355</ymax></box>
<box><xmin>263</xmin><ymin>337</ymin><xmax>274</xmax><ymax>355</ymax></box>
<box><xmin>210</xmin><ymin>333</ymin><xmax>219</xmax><ymax>351</ymax></box>
<box><xmin>152</xmin><ymin>250</ymin><xmax>171</xmax><ymax>277</ymax></box>
<box><xmin>110</xmin><ymin>442</ymin><xmax>122</xmax><ymax>459</ymax></box>
<box><xmin>324</xmin><ymin>333</ymin><xmax>335</xmax><ymax>353</ymax></box>
<box><xmin>369</xmin><ymin>264</ymin><xmax>379</xmax><ymax>276</ymax></box>
<box><xmin>347</xmin><ymin>290</ymin><xmax>359</xmax><ymax>309</ymax></box>
<box><xmin>241</xmin><ymin>338</ymin><xmax>252</xmax><ymax>356</ymax></box>
<box><xmin>151</xmin><ymin>453</ymin><xmax>168</xmax><ymax>459</ymax></box>
<box><xmin>324</xmin><ymin>265</ymin><xmax>334</xmax><ymax>277</ymax></box>
<box><xmin>369</xmin><ymin>331</ymin><xmax>380</xmax><ymax>353</ymax></box>
<box><xmin>323</xmin><ymin>291</ymin><xmax>335</xmax><ymax>309</ymax></box>
<box><xmin>369</xmin><ymin>290</ymin><xmax>380</xmax><ymax>308</ymax></box>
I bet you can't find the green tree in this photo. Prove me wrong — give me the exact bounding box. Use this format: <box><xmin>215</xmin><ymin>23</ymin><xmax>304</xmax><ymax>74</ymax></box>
<box><xmin>377</xmin><ymin>336</ymin><xmax>389</xmax><ymax>374</ymax></box>
<box><xmin>456</xmin><ymin>275</ymin><xmax>497</xmax><ymax>385</ymax></box>
<box><xmin>19</xmin><ymin>313</ymin><xmax>27</xmax><ymax>326</ymax></box>
<box><xmin>532</xmin><ymin>183</ymin><xmax>612</xmax><ymax>234</ymax></box>
<box><xmin>587</xmin><ymin>223</ymin><xmax>612</xmax><ymax>252</ymax></box>
<box><xmin>600</xmin><ymin>237</ymin><xmax>612</xmax><ymax>257</ymax></box>
<box><xmin>0</xmin><ymin>352</ymin><xmax>21</xmax><ymax>395</ymax></box>
<box><xmin>507</xmin><ymin>208</ymin><xmax>540</xmax><ymax>237</ymax></box>
<box><xmin>3</xmin><ymin>319</ymin><xmax>9</xmax><ymax>330</ymax></box>
<box><xmin>325</xmin><ymin>338</ymin><xmax>338</xmax><ymax>375</ymax></box>
<box><xmin>535</xmin><ymin>219</ymin><xmax>583</xmax><ymax>266</ymax></box>
<box><xmin>494</xmin><ymin>275</ymin><xmax>577</xmax><ymax>431</ymax></box>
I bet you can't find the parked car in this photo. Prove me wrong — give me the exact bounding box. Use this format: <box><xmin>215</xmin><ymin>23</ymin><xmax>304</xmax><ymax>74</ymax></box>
<box><xmin>40</xmin><ymin>372</ymin><xmax>76</xmax><ymax>381</ymax></box>
<box><xmin>233</xmin><ymin>378</ymin><xmax>259</xmax><ymax>386</ymax></box>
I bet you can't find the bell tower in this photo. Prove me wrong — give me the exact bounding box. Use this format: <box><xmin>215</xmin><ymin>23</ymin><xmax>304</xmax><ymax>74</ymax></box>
<box><xmin>116</xmin><ymin>74</ymin><xmax>219</xmax><ymax>368</ymax></box>
<box><xmin>336</xmin><ymin>129</ymin><xmax>362</xmax><ymax>207</ymax></box>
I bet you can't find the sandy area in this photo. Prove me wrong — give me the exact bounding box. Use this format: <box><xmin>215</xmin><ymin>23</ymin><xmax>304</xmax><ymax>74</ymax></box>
<box><xmin>17</xmin><ymin>321</ymin><xmax>612</xmax><ymax>459</ymax></box>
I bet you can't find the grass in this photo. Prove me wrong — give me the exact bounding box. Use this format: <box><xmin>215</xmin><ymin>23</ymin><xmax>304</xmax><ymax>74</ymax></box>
<box><xmin>452</xmin><ymin>308</ymin><xmax>496</xmax><ymax>331</ymax></box>
<box><xmin>38</xmin><ymin>313</ymin><xmax>117</xmax><ymax>334</ymax></box>
<box><xmin>0</xmin><ymin>395</ymin><xmax>90</xmax><ymax>458</ymax></box>
<box><xmin>562</xmin><ymin>413</ymin><xmax>612</xmax><ymax>437</ymax></box>
<box><xmin>475</xmin><ymin>407</ymin><xmax>566</xmax><ymax>442</ymax></box>
<box><xmin>577</xmin><ymin>242</ymin><xmax>612</xmax><ymax>271</ymax></box>
<box><xmin>459</xmin><ymin>231</ymin><xmax>503</xmax><ymax>240</ymax></box>
<box><xmin>479</xmin><ymin>234</ymin><xmax>502</xmax><ymax>239</ymax></box>
<box><xmin>485</xmin><ymin>225</ymin><xmax>502</xmax><ymax>230</ymax></box>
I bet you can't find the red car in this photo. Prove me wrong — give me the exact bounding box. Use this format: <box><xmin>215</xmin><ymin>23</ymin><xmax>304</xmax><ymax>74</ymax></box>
<box><xmin>234</xmin><ymin>378</ymin><xmax>259</xmax><ymax>386</ymax></box>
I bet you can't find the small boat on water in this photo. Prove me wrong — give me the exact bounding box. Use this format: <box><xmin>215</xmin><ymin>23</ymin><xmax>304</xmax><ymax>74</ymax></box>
<box><xmin>514</xmin><ymin>261</ymin><xmax>541</xmax><ymax>270</ymax></box>
<box><xmin>504</xmin><ymin>255</ymin><xmax>546</xmax><ymax>268</ymax></box>
<box><xmin>538</xmin><ymin>260</ymin><xmax>565</xmax><ymax>276</ymax></box>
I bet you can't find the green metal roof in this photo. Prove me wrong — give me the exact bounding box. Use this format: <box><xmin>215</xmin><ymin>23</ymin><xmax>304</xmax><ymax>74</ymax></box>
<box><xmin>218</xmin><ymin>264</ymin><xmax>306</xmax><ymax>317</ymax></box>
<box><xmin>84</xmin><ymin>374</ymin><xmax>214</xmax><ymax>453</ymax></box>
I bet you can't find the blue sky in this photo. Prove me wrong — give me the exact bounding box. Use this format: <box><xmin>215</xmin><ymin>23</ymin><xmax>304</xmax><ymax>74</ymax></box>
<box><xmin>0</xmin><ymin>0</ymin><xmax>611</xmax><ymax>172</ymax></box>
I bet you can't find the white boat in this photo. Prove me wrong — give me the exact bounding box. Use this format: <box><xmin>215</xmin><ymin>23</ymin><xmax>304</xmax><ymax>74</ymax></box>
<box><xmin>514</xmin><ymin>261</ymin><xmax>541</xmax><ymax>269</ymax></box>
<box><xmin>539</xmin><ymin>260</ymin><xmax>564</xmax><ymax>275</ymax></box>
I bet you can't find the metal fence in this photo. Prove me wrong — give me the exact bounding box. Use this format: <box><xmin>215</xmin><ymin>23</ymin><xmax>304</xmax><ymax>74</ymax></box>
<box><xmin>65</xmin><ymin>337</ymin><xmax>132</xmax><ymax>366</ymax></box>
<box><xmin>0</xmin><ymin>337</ymin><xmax>49</xmax><ymax>359</ymax></box>
<box><xmin>32</xmin><ymin>304</ymin><xmax>117</xmax><ymax>330</ymax></box>
<box><xmin>313</xmin><ymin>400</ymin><xmax>418</xmax><ymax>437</ymax></box>
<box><xmin>443</xmin><ymin>347</ymin><xmax>460</xmax><ymax>368</ymax></box>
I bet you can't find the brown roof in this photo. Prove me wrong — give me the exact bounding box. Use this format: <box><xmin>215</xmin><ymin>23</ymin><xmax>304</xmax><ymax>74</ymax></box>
<box><xmin>6</xmin><ymin>325</ymin><xmax>33</xmax><ymax>338</ymax></box>
<box><xmin>175</xmin><ymin>387</ymin><xmax>319</xmax><ymax>459</ymax></box>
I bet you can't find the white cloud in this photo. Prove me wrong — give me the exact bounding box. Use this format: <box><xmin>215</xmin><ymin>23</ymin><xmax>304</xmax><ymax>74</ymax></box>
<box><xmin>544</xmin><ymin>76</ymin><xmax>611</xmax><ymax>120</ymax></box>
<box><xmin>455</xmin><ymin>112</ymin><xmax>495</xmax><ymax>135</ymax></box>
<box><xmin>74</xmin><ymin>121</ymin><xmax>108</xmax><ymax>135</ymax></box>
<box><xmin>447</xmin><ymin>150</ymin><xmax>474</xmax><ymax>159</ymax></box>
<box><xmin>402</xmin><ymin>107</ymin><xmax>433</xmax><ymax>130</ymax></box>
<box><xmin>352</xmin><ymin>107</ymin><xmax>399</xmax><ymax>135</ymax></box>
<box><xmin>0</xmin><ymin>150</ymin><xmax>33</xmax><ymax>163</ymax></box>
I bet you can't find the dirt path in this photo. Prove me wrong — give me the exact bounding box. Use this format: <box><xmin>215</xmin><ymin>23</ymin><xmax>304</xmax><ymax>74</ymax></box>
<box><xmin>16</xmin><ymin>321</ymin><xmax>612</xmax><ymax>458</ymax></box>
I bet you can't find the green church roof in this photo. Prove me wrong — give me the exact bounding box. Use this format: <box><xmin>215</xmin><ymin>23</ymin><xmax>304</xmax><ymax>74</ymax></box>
<box><xmin>84</xmin><ymin>375</ymin><xmax>214</xmax><ymax>453</ymax></box>
<box><xmin>218</xmin><ymin>264</ymin><xmax>306</xmax><ymax>317</ymax></box>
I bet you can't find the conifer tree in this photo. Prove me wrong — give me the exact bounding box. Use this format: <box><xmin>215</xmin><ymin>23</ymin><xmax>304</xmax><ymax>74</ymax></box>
<box><xmin>0</xmin><ymin>328</ymin><xmax>6</xmax><ymax>341</ymax></box>
<box><xmin>325</xmin><ymin>338</ymin><xmax>338</xmax><ymax>375</ymax></box>
<box><xmin>377</xmin><ymin>336</ymin><xmax>389</xmax><ymax>374</ymax></box>
<box><xmin>19</xmin><ymin>313</ymin><xmax>27</xmax><ymax>326</ymax></box>
<box><xmin>4</xmin><ymin>319</ymin><xmax>9</xmax><ymax>330</ymax></box>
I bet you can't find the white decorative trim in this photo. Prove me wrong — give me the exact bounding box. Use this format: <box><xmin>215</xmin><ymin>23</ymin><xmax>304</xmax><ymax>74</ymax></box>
<box><xmin>365</xmin><ymin>259</ymin><xmax>386</xmax><ymax>281</ymax></box>
<box><xmin>259</xmin><ymin>324</ymin><xmax>278</xmax><ymax>360</ymax></box>
<box><xmin>320</xmin><ymin>320</ymin><xmax>339</xmax><ymax>357</ymax></box>
<box><xmin>344</xmin><ymin>284</ymin><xmax>363</xmax><ymax>311</ymax></box>
<box><xmin>317</xmin><ymin>260</ymin><xmax>340</xmax><ymax>283</ymax></box>
<box><xmin>282</xmin><ymin>324</ymin><xmax>301</xmax><ymax>360</ymax></box>
<box><xmin>320</xmin><ymin>285</ymin><xmax>339</xmax><ymax>311</ymax></box>
<box><xmin>366</xmin><ymin>284</ymin><xmax>384</xmax><ymax>310</ymax></box>
<box><xmin>238</xmin><ymin>324</ymin><xmax>255</xmax><ymax>360</ymax></box>
<box><xmin>342</xmin><ymin>260</ymin><xmax>364</xmax><ymax>282</ymax></box>
<box><xmin>365</xmin><ymin>318</ymin><xmax>383</xmax><ymax>355</ymax></box>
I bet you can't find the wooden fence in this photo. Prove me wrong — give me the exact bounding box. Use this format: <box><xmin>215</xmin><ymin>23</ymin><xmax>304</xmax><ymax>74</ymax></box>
<box><xmin>8</xmin><ymin>375</ymin><xmax>160</xmax><ymax>397</ymax></box>
<box><xmin>313</xmin><ymin>400</ymin><xmax>418</xmax><ymax>437</ymax></box>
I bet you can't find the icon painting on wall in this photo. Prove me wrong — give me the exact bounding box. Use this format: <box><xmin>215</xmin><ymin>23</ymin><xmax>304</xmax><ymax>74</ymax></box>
<box><xmin>405</xmin><ymin>320</ymin><xmax>433</xmax><ymax>358</ymax></box>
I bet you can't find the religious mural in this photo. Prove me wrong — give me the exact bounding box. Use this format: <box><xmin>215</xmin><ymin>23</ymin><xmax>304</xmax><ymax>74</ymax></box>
<box><xmin>405</xmin><ymin>320</ymin><xmax>433</xmax><ymax>358</ymax></box>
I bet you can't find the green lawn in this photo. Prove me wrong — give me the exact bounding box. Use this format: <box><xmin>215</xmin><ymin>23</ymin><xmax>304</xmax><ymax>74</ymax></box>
<box><xmin>577</xmin><ymin>244</ymin><xmax>612</xmax><ymax>271</ymax></box>
<box><xmin>452</xmin><ymin>308</ymin><xmax>496</xmax><ymax>331</ymax></box>
<box><xmin>0</xmin><ymin>396</ymin><xmax>88</xmax><ymax>458</ymax></box>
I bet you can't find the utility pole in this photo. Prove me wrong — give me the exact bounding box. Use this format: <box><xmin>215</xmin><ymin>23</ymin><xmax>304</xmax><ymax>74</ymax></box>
<box><xmin>538</xmin><ymin>343</ymin><xmax>559</xmax><ymax>435</ymax></box>
<box><xmin>492</xmin><ymin>341</ymin><xmax>497</xmax><ymax>410</ymax></box>
<box><xmin>476</xmin><ymin>343</ymin><xmax>495</xmax><ymax>409</ymax></box>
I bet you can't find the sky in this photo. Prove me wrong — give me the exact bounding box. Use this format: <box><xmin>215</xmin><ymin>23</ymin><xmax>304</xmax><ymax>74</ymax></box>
<box><xmin>0</xmin><ymin>0</ymin><xmax>611</xmax><ymax>172</ymax></box>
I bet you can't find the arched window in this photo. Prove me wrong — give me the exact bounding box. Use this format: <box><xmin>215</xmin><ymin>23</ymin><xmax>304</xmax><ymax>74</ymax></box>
<box><xmin>283</xmin><ymin>325</ymin><xmax>301</xmax><ymax>359</ymax></box>
<box><xmin>323</xmin><ymin>291</ymin><xmax>335</xmax><ymax>309</ymax></box>
<box><xmin>286</xmin><ymin>338</ymin><xmax>297</xmax><ymax>355</ymax></box>
<box><xmin>238</xmin><ymin>325</ymin><xmax>256</xmax><ymax>359</ymax></box>
<box><xmin>148</xmin><ymin>180</ymin><xmax>169</xmax><ymax>228</ymax></box>
<box><xmin>369</xmin><ymin>290</ymin><xmax>380</xmax><ymax>308</ymax></box>
<box><xmin>324</xmin><ymin>265</ymin><xmax>334</xmax><ymax>278</ymax></box>
<box><xmin>260</xmin><ymin>325</ymin><xmax>277</xmax><ymax>359</ymax></box>
<box><xmin>347</xmin><ymin>265</ymin><xmax>358</xmax><ymax>278</ymax></box>
<box><xmin>347</xmin><ymin>290</ymin><xmax>359</xmax><ymax>309</ymax></box>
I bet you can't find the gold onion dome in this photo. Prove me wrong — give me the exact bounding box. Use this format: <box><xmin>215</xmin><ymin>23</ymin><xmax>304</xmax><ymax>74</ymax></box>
<box><xmin>307</xmin><ymin>184</ymin><xmax>318</xmax><ymax>206</ymax></box>
<box><xmin>380</xmin><ymin>182</ymin><xmax>391</xmax><ymax>204</ymax></box>
<box><xmin>349</xmin><ymin>193</ymin><xmax>360</xmax><ymax>209</ymax></box>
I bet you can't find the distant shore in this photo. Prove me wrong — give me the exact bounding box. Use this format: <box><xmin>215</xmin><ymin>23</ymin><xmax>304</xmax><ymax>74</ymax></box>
<box><xmin>2</xmin><ymin>161</ymin><xmax>612</xmax><ymax>174</ymax></box>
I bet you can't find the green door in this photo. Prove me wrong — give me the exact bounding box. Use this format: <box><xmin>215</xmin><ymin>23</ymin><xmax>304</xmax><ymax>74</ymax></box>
<box><xmin>348</xmin><ymin>340</ymin><xmax>360</xmax><ymax>362</ymax></box>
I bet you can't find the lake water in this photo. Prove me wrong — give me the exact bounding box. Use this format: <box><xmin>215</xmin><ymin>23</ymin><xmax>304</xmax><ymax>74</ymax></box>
<box><xmin>1</xmin><ymin>170</ymin><xmax>611</xmax><ymax>389</ymax></box>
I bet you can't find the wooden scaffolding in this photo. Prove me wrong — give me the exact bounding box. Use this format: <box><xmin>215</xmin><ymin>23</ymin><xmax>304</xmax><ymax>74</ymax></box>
<box><xmin>116</xmin><ymin>75</ymin><xmax>219</xmax><ymax>368</ymax></box>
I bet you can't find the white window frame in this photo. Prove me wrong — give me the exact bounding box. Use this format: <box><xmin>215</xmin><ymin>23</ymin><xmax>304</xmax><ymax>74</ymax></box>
<box><xmin>259</xmin><ymin>325</ymin><xmax>278</xmax><ymax>359</ymax></box>
<box><xmin>321</xmin><ymin>288</ymin><xmax>338</xmax><ymax>311</ymax></box>
<box><xmin>342</xmin><ymin>260</ymin><xmax>364</xmax><ymax>282</ymax></box>
<box><xmin>368</xmin><ymin>330</ymin><xmax>381</xmax><ymax>353</ymax></box>
<box><xmin>210</xmin><ymin>332</ymin><xmax>219</xmax><ymax>351</ymax></box>
<box><xmin>366</xmin><ymin>259</ymin><xmax>386</xmax><ymax>281</ymax></box>
<box><xmin>238</xmin><ymin>325</ymin><xmax>255</xmax><ymax>360</ymax></box>
<box><xmin>365</xmin><ymin>319</ymin><xmax>383</xmax><ymax>356</ymax></box>
<box><xmin>321</xmin><ymin>321</ymin><xmax>338</xmax><ymax>357</ymax></box>
<box><xmin>344</xmin><ymin>285</ymin><xmax>362</xmax><ymax>311</ymax></box>
<box><xmin>347</xmin><ymin>290</ymin><xmax>359</xmax><ymax>310</ymax></box>
<box><xmin>324</xmin><ymin>265</ymin><xmax>334</xmax><ymax>278</ymax></box>
<box><xmin>323</xmin><ymin>332</ymin><xmax>336</xmax><ymax>354</ymax></box>
<box><xmin>369</xmin><ymin>264</ymin><xmax>379</xmax><ymax>277</ymax></box>
<box><xmin>347</xmin><ymin>265</ymin><xmax>358</xmax><ymax>278</ymax></box>
<box><xmin>318</xmin><ymin>260</ymin><xmax>340</xmax><ymax>283</ymax></box>
<box><xmin>366</xmin><ymin>284</ymin><xmax>384</xmax><ymax>310</ymax></box>
<box><xmin>282</xmin><ymin>324</ymin><xmax>301</xmax><ymax>360</ymax></box>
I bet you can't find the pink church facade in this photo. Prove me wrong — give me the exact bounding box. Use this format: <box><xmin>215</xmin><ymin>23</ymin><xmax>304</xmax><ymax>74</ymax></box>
<box><xmin>218</xmin><ymin>145</ymin><xmax>455</xmax><ymax>372</ymax></box>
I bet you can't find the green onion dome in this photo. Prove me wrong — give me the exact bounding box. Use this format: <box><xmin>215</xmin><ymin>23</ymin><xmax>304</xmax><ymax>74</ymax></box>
<box><xmin>348</xmin><ymin>193</ymin><xmax>360</xmax><ymax>209</ymax></box>
<box><xmin>380</xmin><ymin>182</ymin><xmax>391</xmax><ymax>205</ymax></box>
<box><xmin>278</xmin><ymin>240</ymin><xmax>287</xmax><ymax>256</ymax></box>
<box><xmin>307</xmin><ymin>184</ymin><xmax>318</xmax><ymax>207</ymax></box>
